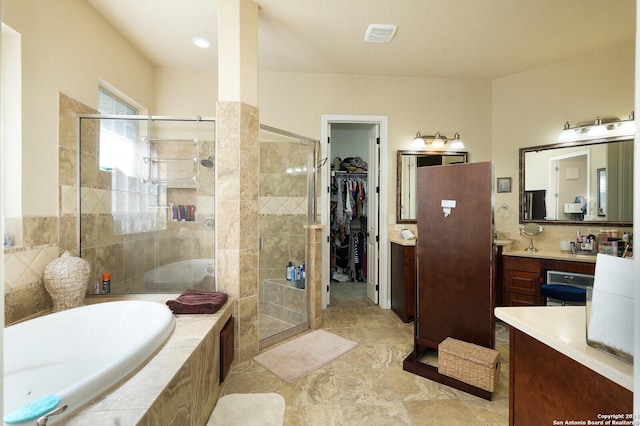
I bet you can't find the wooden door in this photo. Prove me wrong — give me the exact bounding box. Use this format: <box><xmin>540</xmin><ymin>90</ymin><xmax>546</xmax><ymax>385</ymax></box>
<box><xmin>415</xmin><ymin>162</ymin><xmax>494</xmax><ymax>349</ymax></box>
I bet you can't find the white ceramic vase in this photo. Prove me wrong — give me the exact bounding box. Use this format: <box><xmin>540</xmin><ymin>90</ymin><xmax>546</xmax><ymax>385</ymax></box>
<box><xmin>43</xmin><ymin>251</ymin><xmax>91</xmax><ymax>312</ymax></box>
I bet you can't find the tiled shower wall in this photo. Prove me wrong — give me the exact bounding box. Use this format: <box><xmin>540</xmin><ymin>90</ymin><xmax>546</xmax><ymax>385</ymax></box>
<box><xmin>4</xmin><ymin>94</ymin><xmax>216</xmax><ymax>324</ymax></box>
<box><xmin>258</xmin><ymin>139</ymin><xmax>309</xmax><ymax>332</ymax></box>
<box><xmin>78</xmin><ymin>116</ymin><xmax>215</xmax><ymax>293</ymax></box>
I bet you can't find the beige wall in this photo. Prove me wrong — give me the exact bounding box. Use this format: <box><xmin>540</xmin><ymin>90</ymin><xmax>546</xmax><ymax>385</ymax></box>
<box><xmin>492</xmin><ymin>41</ymin><xmax>634</xmax><ymax>248</ymax></box>
<box><xmin>258</xmin><ymin>72</ymin><xmax>494</xmax><ymax>223</ymax></box>
<box><xmin>2</xmin><ymin>0</ymin><xmax>635</xmax><ymax>323</ymax></box>
<box><xmin>154</xmin><ymin>67</ymin><xmax>217</xmax><ymax>117</ymax></box>
<box><xmin>4</xmin><ymin>0</ymin><xmax>155</xmax><ymax>217</ymax></box>
<box><xmin>3</xmin><ymin>0</ymin><xmax>156</xmax><ymax>323</ymax></box>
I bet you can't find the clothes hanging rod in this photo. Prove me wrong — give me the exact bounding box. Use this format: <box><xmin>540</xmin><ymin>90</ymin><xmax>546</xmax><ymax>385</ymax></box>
<box><xmin>332</xmin><ymin>171</ymin><xmax>368</xmax><ymax>176</ymax></box>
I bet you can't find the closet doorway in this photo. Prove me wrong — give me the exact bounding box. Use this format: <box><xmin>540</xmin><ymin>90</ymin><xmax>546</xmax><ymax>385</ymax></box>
<box><xmin>321</xmin><ymin>115</ymin><xmax>389</xmax><ymax>310</ymax></box>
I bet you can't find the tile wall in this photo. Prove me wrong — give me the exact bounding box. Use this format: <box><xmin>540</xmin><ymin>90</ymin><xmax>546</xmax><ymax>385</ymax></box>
<box><xmin>4</xmin><ymin>94</ymin><xmax>216</xmax><ymax>325</ymax></box>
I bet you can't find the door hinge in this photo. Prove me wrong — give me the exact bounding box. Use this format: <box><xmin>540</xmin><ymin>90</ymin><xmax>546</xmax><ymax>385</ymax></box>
<box><xmin>327</xmin><ymin>236</ymin><xmax>330</xmax><ymax>243</ymax></box>
<box><xmin>375</xmin><ymin>235</ymin><xmax>379</xmax><ymax>243</ymax></box>
<box><xmin>327</xmin><ymin>136</ymin><xmax>330</xmax><ymax>144</ymax></box>
<box><xmin>327</xmin><ymin>185</ymin><xmax>330</xmax><ymax>193</ymax></box>
<box><xmin>376</xmin><ymin>284</ymin><xmax>379</xmax><ymax>291</ymax></box>
<box><xmin>376</xmin><ymin>186</ymin><xmax>380</xmax><ymax>194</ymax></box>
<box><xmin>376</xmin><ymin>137</ymin><xmax>380</xmax><ymax>145</ymax></box>
<box><xmin>327</xmin><ymin>285</ymin><xmax>330</xmax><ymax>292</ymax></box>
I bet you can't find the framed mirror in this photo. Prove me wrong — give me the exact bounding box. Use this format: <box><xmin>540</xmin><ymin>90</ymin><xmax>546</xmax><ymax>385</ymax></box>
<box><xmin>519</xmin><ymin>136</ymin><xmax>633</xmax><ymax>226</ymax></box>
<box><xmin>396</xmin><ymin>150</ymin><xmax>468</xmax><ymax>223</ymax></box>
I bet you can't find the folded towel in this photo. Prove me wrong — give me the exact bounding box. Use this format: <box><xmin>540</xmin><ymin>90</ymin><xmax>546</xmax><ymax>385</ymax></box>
<box><xmin>166</xmin><ymin>289</ymin><xmax>228</xmax><ymax>314</ymax></box>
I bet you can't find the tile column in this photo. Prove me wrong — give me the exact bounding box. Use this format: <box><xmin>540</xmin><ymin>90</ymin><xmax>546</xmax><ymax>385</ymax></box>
<box><xmin>306</xmin><ymin>224</ymin><xmax>323</xmax><ymax>330</ymax></box>
<box><xmin>216</xmin><ymin>0</ymin><xmax>260</xmax><ymax>361</ymax></box>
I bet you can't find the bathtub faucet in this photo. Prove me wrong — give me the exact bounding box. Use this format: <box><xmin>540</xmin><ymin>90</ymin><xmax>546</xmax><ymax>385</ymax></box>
<box><xmin>36</xmin><ymin>404</ymin><xmax>68</xmax><ymax>426</ymax></box>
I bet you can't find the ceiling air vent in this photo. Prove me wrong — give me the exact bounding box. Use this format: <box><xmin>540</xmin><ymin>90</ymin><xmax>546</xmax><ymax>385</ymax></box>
<box><xmin>364</xmin><ymin>24</ymin><xmax>397</xmax><ymax>43</ymax></box>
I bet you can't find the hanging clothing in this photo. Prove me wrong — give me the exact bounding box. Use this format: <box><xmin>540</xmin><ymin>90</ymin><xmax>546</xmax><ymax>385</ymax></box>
<box><xmin>330</xmin><ymin>173</ymin><xmax>368</xmax><ymax>282</ymax></box>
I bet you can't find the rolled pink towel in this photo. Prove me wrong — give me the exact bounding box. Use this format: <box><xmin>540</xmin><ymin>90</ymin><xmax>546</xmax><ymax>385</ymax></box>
<box><xmin>166</xmin><ymin>289</ymin><xmax>228</xmax><ymax>314</ymax></box>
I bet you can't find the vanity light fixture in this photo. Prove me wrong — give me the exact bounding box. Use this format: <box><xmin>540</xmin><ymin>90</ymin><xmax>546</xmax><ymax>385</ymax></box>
<box><xmin>431</xmin><ymin>132</ymin><xmax>445</xmax><ymax>148</ymax></box>
<box><xmin>558</xmin><ymin>112</ymin><xmax>635</xmax><ymax>142</ymax></box>
<box><xmin>558</xmin><ymin>121</ymin><xmax>578</xmax><ymax>142</ymax></box>
<box><xmin>412</xmin><ymin>131</ymin><xmax>467</xmax><ymax>150</ymax></box>
<box><xmin>587</xmin><ymin>117</ymin><xmax>607</xmax><ymax>137</ymax></box>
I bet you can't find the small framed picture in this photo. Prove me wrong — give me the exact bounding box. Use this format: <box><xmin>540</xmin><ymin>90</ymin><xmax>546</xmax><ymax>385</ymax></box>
<box><xmin>497</xmin><ymin>177</ymin><xmax>512</xmax><ymax>193</ymax></box>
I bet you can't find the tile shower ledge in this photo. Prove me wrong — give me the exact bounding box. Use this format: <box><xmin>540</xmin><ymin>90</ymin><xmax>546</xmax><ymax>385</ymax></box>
<box><xmin>62</xmin><ymin>294</ymin><xmax>233</xmax><ymax>425</ymax></box>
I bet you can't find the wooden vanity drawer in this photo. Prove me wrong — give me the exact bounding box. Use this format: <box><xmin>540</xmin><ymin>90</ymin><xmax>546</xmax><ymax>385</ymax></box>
<box><xmin>504</xmin><ymin>270</ymin><xmax>542</xmax><ymax>296</ymax></box>
<box><xmin>503</xmin><ymin>256</ymin><xmax>543</xmax><ymax>273</ymax></box>
<box><xmin>504</xmin><ymin>292</ymin><xmax>542</xmax><ymax>306</ymax></box>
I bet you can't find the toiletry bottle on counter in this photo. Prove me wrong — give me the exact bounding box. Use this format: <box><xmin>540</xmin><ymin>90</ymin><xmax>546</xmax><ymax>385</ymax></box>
<box><xmin>102</xmin><ymin>273</ymin><xmax>111</xmax><ymax>294</ymax></box>
<box><xmin>286</xmin><ymin>262</ymin><xmax>293</xmax><ymax>281</ymax></box>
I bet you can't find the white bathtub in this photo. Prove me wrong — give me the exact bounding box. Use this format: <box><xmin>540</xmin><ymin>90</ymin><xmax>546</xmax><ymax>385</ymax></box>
<box><xmin>3</xmin><ymin>301</ymin><xmax>175</xmax><ymax>425</ymax></box>
<box><xmin>143</xmin><ymin>259</ymin><xmax>215</xmax><ymax>291</ymax></box>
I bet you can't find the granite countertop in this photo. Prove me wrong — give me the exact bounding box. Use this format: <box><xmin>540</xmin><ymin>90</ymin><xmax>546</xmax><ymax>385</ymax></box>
<box><xmin>502</xmin><ymin>249</ymin><xmax>597</xmax><ymax>263</ymax></box>
<box><xmin>495</xmin><ymin>306</ymin><xmax>633</xmax><ymax>391</ymax></box>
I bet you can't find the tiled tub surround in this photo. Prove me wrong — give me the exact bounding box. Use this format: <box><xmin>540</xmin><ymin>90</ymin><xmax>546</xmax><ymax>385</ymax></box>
<box><xmin>60</xmin><ymin>295</ymin><xmax>233</xmax><ymax>426</ymax></box>
<box><xmin>4</xmin><ymin>243</ymin><xmax>59</xmax><ymax>325</ymax></box>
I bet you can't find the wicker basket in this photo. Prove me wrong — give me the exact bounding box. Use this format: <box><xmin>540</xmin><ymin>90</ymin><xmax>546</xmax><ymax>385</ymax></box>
<box><xmin>438</xmin><ymin>337</ymin><xmax>500</xmax><ymax>392</ymax></box>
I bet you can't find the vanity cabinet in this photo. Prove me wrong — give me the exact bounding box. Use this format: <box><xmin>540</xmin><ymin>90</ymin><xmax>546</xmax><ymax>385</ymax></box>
<box><xmin>502</xmin><ymin>257</ymin><xmax>544</xmax><ymax>306</ymax></box>
<box><xmin>501</xmin><ymin>255</ymin><xmax>596</xmax><ymax>307</ymax></box>
<box><xmin>391</xmin><ymin>241</ymin><xmax>416</xmax><ymax>322</ymax></box>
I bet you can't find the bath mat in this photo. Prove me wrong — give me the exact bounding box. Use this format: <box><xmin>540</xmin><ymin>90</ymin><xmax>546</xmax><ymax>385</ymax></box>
<box><xmin>253</xmin><ymin>329</ymin><xmax>357</xmax><ymax>382</ymax></box>
<box><xmin>207</xmin><ymin>393</ymin><xmax>285</xmax><ymax>426</ymax></box>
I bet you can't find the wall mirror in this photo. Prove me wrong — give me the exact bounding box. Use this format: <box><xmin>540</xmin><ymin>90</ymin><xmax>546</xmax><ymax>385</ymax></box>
<box><xmin>520</xmin><ymin>136</ymin><xmax>633</xmax><ymax>226</ymax></box>
<box><xmin>396</xmin><ymin>150</ymin><xmax>468</xmax><ymax>223</ymax></box>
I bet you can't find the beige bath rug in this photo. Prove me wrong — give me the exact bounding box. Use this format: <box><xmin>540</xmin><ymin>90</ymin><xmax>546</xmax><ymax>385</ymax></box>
<box><xmin>207</xmin><ymin>393</ymin><xmax>285</xmax><ymax>426</ymax></box>
<box><xmin>253</xmin><ymin>329</ymin><xmax>357</xmax><ymax>382</ymax></box>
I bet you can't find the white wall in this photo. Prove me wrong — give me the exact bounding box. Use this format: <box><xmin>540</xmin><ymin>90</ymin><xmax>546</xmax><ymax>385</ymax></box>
<box><xmin>330</xmin><ymin>124</ymin><xmax>371</xmax><ymax>163</ymax></box>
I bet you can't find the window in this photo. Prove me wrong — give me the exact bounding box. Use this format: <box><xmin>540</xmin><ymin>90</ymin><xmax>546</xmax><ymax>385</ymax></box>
<box><xmin>98</xmin><ymin>87</ymin><xmax>138</xmax><ymax>176</ymax></box>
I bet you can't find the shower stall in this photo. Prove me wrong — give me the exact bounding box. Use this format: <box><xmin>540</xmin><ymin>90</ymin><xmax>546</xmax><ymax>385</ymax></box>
<box><xmin>258</xmin><ymin>125</ymin><xmax>319</xmax><ymax>344</ymax></box>
<box><xmin>78</xmin><ymin>114</ymin><xmax>319</xmax><ymax>343</ymax></box>
<box><xmin>78</xmin><ymin>115</ymin><xmax>216</xmax><ymax>293</ymax></box>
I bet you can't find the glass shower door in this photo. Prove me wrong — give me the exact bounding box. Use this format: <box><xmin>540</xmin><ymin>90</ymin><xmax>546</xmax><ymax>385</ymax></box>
<box><xmin>258</xmin><ymin>126</ymin><xmax>318</xmax><ymax>344</ymax></box>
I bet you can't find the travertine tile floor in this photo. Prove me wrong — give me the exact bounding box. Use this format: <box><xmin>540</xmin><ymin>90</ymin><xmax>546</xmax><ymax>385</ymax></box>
<box><xmin>222</xmin><ymin>282</ymin><xmax>509</xmax><ymax>425</ymax></box>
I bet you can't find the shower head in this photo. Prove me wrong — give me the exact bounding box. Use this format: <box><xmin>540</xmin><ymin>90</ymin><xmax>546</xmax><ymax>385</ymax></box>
<box><xmin>200</xmin><ymin>156</ymin><xmax>213</xmax><ymax>168</ymax></box>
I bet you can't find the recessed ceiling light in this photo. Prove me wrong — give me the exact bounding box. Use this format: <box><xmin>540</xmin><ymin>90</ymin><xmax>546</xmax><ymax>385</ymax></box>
<box><xmin>192</xmin><ymin>37</ymin><xmax>212</xmax><ymax>49</ymax></box>
<box><xmin>364</xmin><ymin>24</ymin><xmax>397</xmax><ymax>43</ymax></box>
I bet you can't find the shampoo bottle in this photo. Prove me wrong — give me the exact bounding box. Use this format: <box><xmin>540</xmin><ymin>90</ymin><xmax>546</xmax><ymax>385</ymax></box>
<box><xmin>286</xmin><ymin>262</ymin><xmax>293</xmax><ymax>281</ymax></box>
